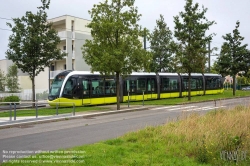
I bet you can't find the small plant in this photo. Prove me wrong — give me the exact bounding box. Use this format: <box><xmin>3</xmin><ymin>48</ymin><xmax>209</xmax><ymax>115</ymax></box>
<box><xmin>196</xmin><ymin>135</ymin><xmax>209</xmax><ymax>164</ymax></box>
<box><xmin>3</xmin><ymin>95</ymin><xmax>20</xmax><ymax>104</ymax></box>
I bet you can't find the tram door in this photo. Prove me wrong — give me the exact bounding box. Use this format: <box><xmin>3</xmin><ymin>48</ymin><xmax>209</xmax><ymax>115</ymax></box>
<box><xmin>125</xmin><ymin>80</ymin><xmax>137</xmax><ymax>101</ymax></box>
<box><xmin>78</xmin><ymin>77</ymin><xmax>90</xmax><ymax>105</ymax></box>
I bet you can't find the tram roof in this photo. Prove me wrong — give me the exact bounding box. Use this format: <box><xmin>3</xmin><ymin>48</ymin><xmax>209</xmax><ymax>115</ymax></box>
<box><xmin>203</xmin><ymin>73</ymin><xmax>222</xmax><ymax>76</ymax></box>
<box><xmin>158</xmin><ymin>73</ymin><xmax>179</xmax><ymax>76</ymax></box>
<box><xmin>180</xmin><ymin>73</ymin><xmax>221</xmax><ymax>77</ymax></box>
<box><xmin>62</xmin><ymin>71</ymin><xmax>221</xmax><ymax>77</ymax></box>
<box><xmin>67</xmin><ymin>71</ymin><xmax>157</xmax><ymax>76</ymax></box>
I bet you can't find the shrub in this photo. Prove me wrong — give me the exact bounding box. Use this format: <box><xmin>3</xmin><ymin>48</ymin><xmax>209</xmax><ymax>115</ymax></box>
<box><xmin>0</xmin><ymin>97</ymin><xmax>4</xmax><ymax>105</ymax></box>
<box><xmin>36</xmin><ymin>90</ymin><xmax>48</xmax><ymax>100</ymax></box>
<box><xmin>3</xmin><ymin>95</ymin><xmax>20</xmax><ymax>104</ymax></box>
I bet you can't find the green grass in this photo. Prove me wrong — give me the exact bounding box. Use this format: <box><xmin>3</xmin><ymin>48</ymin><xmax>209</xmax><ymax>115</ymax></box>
<box><xmin>125</xmin><ymin>90</ymin><xmax>250</xmax><ymax>105</ymax></box>
<box><xmin>0</xmin><ymin>106</ymin><xmax>107</xmax><ymax>117</ymax></box>
<box><xmin>3</xmin><ymin>106</ymin><xmax>249</xmax><ymax>165</ymax></box>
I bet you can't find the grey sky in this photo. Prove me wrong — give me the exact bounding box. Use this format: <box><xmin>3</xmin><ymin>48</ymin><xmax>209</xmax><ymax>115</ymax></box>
<box><xmin>0</xmin><ymin>0</ymin><xmax>249</xmax><ymax>63</ymax></box>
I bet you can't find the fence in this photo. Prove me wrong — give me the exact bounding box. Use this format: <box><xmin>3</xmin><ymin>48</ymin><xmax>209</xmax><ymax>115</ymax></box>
<box><xmin>0</xmin><ymin>91</ymin><xmax>48</xmax><ymax>101</ymax></box>
<box><xmin>0</xmin><ymin>101</ymin><xmax>75</xmax><ymax>123</ymax></box>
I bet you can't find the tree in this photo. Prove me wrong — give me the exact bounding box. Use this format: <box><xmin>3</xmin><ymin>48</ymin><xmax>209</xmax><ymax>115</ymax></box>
<box><xmin>0</xmin><ymin>69</ymin><xmax>5</xmax><ymax>92</ymax></box>
<box><xmin>6</xmin><ymin>64</ymin><xmax>20</xmax><ymax>92</ymax></box>
<box><xmin>82</xmin><ymin>0</ymin><xmax>152</xmax><ymax>110</ymax></box>
<box><xmin>216</xmin><ymin>21</ymin><xmax>249</xmax><ymax>95</ymax></box>
<box><xmin>210</xmin><ymin>60</ymin><xmax>220</xmax><ymax>74</ymax></box>
<box><xmin>237</xmin><ymin>75</ymin><xmax>246</xmax><ymax>88</ymax></box>
<box><xmin>6</xmin><ymin>0</ymin><xmax>65</xmax><ymax>104</ymax></box>
<box><xmin>149</xmin><ymin>14</ymin><xmax>175</xmax><ymax>73</ymax></box>
<box><xmin>173</xmin><ymin>0</ymin><xmax>215</xmax><ymax>100</ymax></box>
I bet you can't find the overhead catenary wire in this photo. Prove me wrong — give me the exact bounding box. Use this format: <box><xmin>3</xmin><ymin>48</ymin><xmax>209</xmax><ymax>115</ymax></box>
<box><xmin>0</xmin><ymin>17</ymin><xmax>13</xmax><ymax>21</ymax></box>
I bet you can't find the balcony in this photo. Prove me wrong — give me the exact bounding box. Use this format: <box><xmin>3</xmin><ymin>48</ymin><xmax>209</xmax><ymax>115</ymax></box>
<box><xmin>61</xmin><ymin>50</ymin><xmax>75</xmax><ymax>59</ymax></box>
<box><xmin>58</xmin><ymin>31</ymin><xmax>75</xmax><ymax>40</ymax></box>
<box><xmin>50</xmin><ymin>70</ymin><xmax>66</xmax><ymax>79</ymax></box>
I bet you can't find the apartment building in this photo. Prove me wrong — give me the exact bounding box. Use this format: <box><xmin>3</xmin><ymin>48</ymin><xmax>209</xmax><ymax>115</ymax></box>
<box><xmin>0</xmin><ymin>15</ymin><xmax>93</xmax><ymax>98</ymax></box>
<box><xmin>48</xmin><ymin>15</ymin><xmax>92</xmax><ymax>79</ymax></box>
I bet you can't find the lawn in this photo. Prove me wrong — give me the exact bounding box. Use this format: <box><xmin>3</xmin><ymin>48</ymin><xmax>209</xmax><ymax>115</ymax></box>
<box><xmin>125</xmin><ymin>89</ymin><xmax>250</xmax><ymax>105</ymax></box>
<box><xmin>0</xmin><ymin>106</ymin><xmax>107</xmax><ymax>117</ymax></box>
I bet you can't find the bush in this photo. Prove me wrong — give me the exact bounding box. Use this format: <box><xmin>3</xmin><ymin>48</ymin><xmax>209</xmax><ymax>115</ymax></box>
<box><xmin>3</xmin><ymin>95</ymin><xmax>20</xmax><ymax>104</ymax></box>
<box><xmin>0</xmin><ymin>97</ymin><xmax>4</xmax><ymax>105</ymax></box>
<box><xmin>36</xmin><ymin>90</ymin><xmax>48</xmax><ymax>100</ymax></box>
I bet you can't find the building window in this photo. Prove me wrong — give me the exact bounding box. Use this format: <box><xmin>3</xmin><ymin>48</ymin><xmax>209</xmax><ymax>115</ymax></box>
<box><xmin>63</xmin><ymin>46</ymin><xmax>66</xmax><ymax>50</ymax></box>
<box><xmin>50</xmin><ymin>65</ymin><xmax>55</xmax><ymax>71</ymax></box>
<box><xmin>64</xmin><ymin>64</ymin><xmax>66</xmax><ymax>70</ymax></box>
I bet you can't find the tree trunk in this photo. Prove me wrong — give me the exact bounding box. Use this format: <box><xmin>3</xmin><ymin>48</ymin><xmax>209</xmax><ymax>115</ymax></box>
<box><xmin>233</xmin><ymin>75</ymin><xmax>236</xmax><ymax>96</ymax></box>
<box><xmin>116</xmin><ymin>72</ymin><xmax>120</xmax><ymax>110</ymax></box>
<box><xmin>32</xmin><ymin>76</ymin><xmax>35</xmax><ymax>108</ymax></box>
<box><xmin>188</xmin><ymin>72</ymin><xmax>191</xmax><ymax>101</ymax></box>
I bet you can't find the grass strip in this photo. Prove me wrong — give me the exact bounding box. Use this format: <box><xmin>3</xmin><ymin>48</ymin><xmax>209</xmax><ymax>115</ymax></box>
<box><xmin>125</xmin><ymin>90</ymin><xmax>250</xmax><ymax>105</ymax></box>
<box><xmin>0</xmin><ymin>106</ymin><xmax>107</xmax><ymax>117</ymax></box>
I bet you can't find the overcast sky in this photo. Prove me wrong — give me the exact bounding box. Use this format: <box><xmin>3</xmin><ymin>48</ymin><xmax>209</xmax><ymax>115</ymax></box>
<box><xmin>0</xmin><ymin>0</ymin><xmax>249</xmax><ymax>63</ymax></box>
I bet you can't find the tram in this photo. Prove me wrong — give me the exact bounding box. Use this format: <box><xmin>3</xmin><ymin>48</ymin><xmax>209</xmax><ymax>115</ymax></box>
<box><xmin>47</xmin><ymin>70</ymin><xmax>224</xmax><ymax>106</ymax></box>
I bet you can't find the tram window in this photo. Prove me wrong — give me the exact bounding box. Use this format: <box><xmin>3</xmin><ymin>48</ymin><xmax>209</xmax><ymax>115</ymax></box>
<box><xmin>105</xmin><ymin>79</ymin><xmax>116</xmax><ymax>94</ymax></box>
<box><xmin>191</xmin><ymin>79</ymin><xmax>197</xmax><ymax>89</ymax></box>
<box><xmin>206</xmin><ymin>77</ymin><xmax>220</xmax><ymax>89</ymax></box>
<box><xmin>62</xmin><ymin>77</ymin><xmax>76</xmax><ymax>97</ymax></box>
<box><xmin>51</xmin><ymin>87</ymin><xmax>60</xmax><ymax>95</ymax></box>
<box><xmin>92</xmin><ymin>79</ymin><xmax>104</xmax><ymax>95</ymax></box>
<box><xmin>182</xmin><ymin>77</ymin><xmax>202</xmax><ymax>90</ymax></box>
<box><xmin>137</xmin><ymin>79</ymin><xmax>146</xmax><ymax>93</ymax></box>
<box><xmin>147</xmin><ymin>79</ymin><xmax>156</xmax><ymax>92</ymax></box>
<box><xmin>197</xmin><ymin>78</ymin><xmax>203</xmax><ymax>89</ymax></box>
<box><xmin>130</xmin><ymin>80</ymin><xmax>136</xmax><ymax>92</ymax></box>
<box><xmin>82</xmin><ymin>80</ymin><xmax>89</xmax><ymax>95</ymax></box>
<box><xmin>182</xmin><ymin>78</ymin><xmax>189</xmax><ymax>90</ymax></box>
<box><xmin>124</xmin><ymin>80</ymin><xmax>136</xmax><ymax>93</ymax></box>
<box><xmin>161</xmin><ymin>78</ymin><xmax>178</xmax><ymax>91</ymax></box>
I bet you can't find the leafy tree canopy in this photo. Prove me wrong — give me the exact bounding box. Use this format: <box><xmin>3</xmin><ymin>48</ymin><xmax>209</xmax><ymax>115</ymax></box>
<box><xmin>149</xmin><ymin>14</ymin><xmax>175</xmax><ymax>73</ymax></box>
<box><xmin>216</xmin><ymin>21</ymin><xmax>250</xmax><ymax>95</ymax></box>
<box><xmin>6</xmin><ymin>64</ymin><xmax>20</xmax><ymax>92</ymax></box>
<box><xmin>6</xmin><ymin>0</ymin><xmax>65</xmax><ymax>80</ymax></box>
<box><xmin>82</xmin><ymin>0</ymin><xmax>152</xmax><ymax>76</ymax></box>
<box><xmin>173</xmin><ymin>0</ymin><xmax>215</xmax><ymax>74</ymax></box>
<box><xmin>0</xmin><ymin>69</ymin><xmax>5</xmax><ymax>91</ymax></box>
<box><xmin>217</xmin><ymin>22</ymin><xmax>249</xmax><ymax>77</ymax></box>
<box><xmin>6</xmin><ymin>0</ymin><xmax>66</xmax><ymax>103</ymax></box>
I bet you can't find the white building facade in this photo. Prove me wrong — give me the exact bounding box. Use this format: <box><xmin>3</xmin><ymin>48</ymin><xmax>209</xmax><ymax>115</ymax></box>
<box><xmin>48</xmin><ymin>15</ymin><xmax>92</xmax><ymax>79</ymax></box>
<box><xmin>0</xmin><ymin>15</ymin><xmax>93</xmax><ymax>99</ymax></box>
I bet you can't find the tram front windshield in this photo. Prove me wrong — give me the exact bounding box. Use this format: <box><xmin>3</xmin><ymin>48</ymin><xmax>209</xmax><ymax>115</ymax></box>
<box><xmin>48</xmin><ymin>71</ymin><xmax>71</xmax><ymax>100</ymax></box>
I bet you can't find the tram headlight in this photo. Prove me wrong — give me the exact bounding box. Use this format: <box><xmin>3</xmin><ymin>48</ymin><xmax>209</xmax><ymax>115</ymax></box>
<box><xmin>48</xmin><ymin>96</ymin><xmax>56</xmax><ymax>101</ymax></box>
